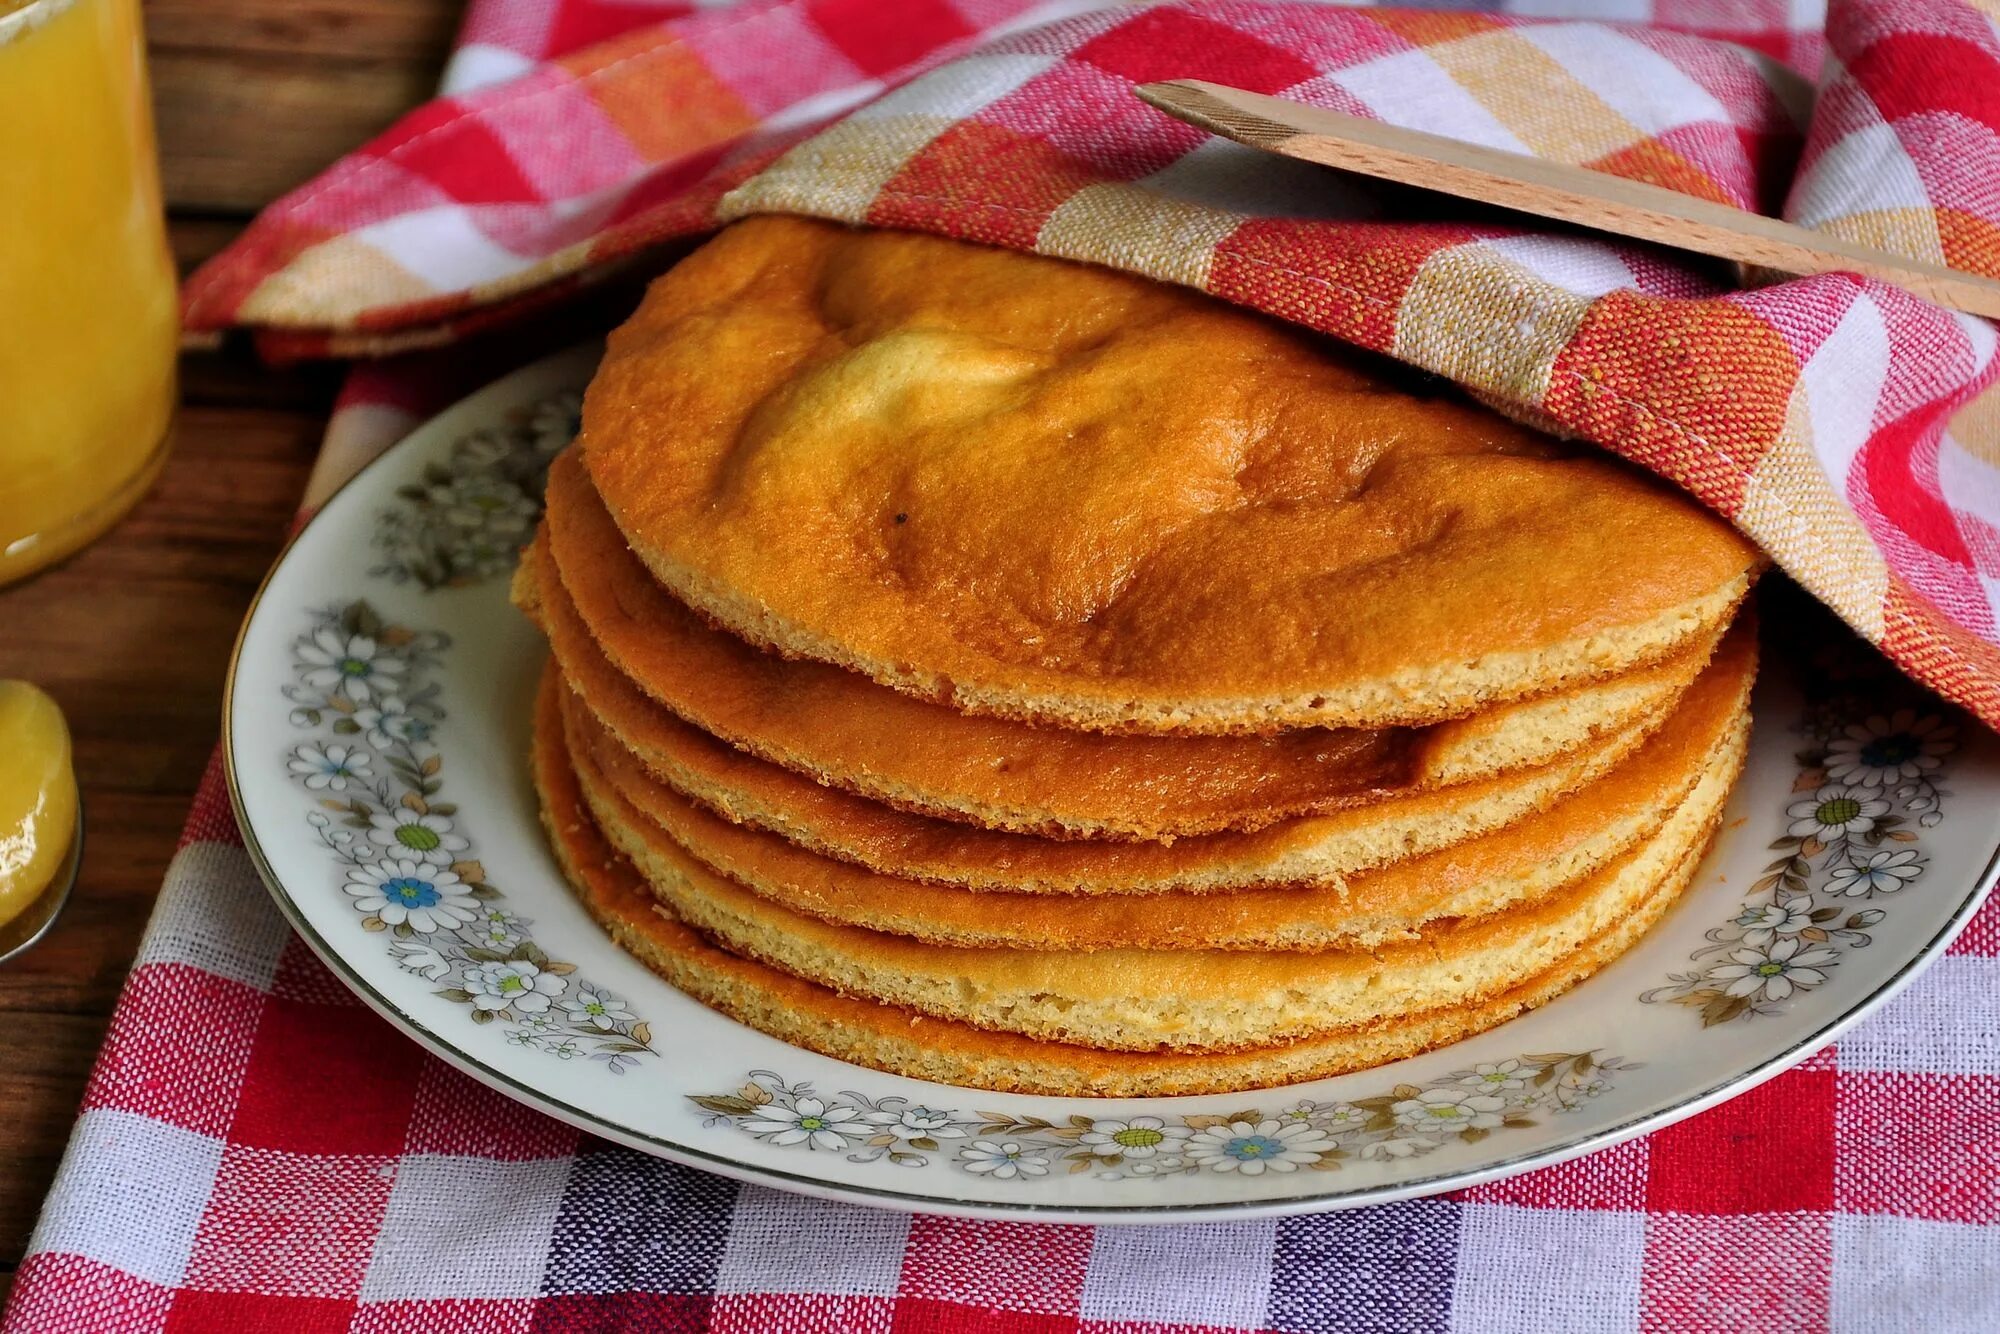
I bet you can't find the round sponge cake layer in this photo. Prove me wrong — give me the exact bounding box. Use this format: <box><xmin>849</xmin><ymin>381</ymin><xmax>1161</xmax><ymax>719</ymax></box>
<box><xmin>535</xmin><ymin>526</ymin><xmax>1753</xmax><ymax>898</ymax></box>
<box><xmin>533</xmin><ymin>673</ymin><xmax>1725</xmax><ymax>1095</ymax></box>
<box><xmin>561</xmin><ymin>650</ymin><xmax>1750</xmax><ymax>950</ymax></box>
<box><xmin>580</xmin><ymin>217</ymin><xmax>1761</xmax><ymax>734</ymax></box>
<box><xmin>556</xmin><ymin>691</ymin><xmax>1733</xmax><ymax>1054</ymax></box>
<box><xmin>530</xmin><ymin>451</ymin><xmax>1716</xmax><ymax>843</ymax></box>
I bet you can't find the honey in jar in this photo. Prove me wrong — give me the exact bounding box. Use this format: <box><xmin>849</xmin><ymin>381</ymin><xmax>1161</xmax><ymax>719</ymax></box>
<box><xmin>0</xmin><ymin>0</ymin><xmax>177</xmax><ymax>584</ymax></box>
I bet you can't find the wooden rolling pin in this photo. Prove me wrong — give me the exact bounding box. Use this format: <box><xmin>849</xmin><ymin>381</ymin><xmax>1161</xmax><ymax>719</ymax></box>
<box><xmin>1136</xmin><ymin>79</ymin><xmax>2000</xmax><ymax>320</ymax></box>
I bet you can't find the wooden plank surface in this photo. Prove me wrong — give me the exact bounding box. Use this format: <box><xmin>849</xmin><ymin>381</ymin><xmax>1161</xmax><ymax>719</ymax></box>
<box><xmin>0</xmin><ymin>0</ymin><xmax>461</xmax><ymax>1300</ymax></box>
<box><xmin>149</xmin><ymin>0</ymin><xmax>462</xmax><ymax>210</ymax></box>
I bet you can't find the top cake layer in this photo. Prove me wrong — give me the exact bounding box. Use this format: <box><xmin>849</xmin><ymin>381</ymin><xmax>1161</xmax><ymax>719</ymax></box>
<box><xmin>581</xmin><ymin>217</ymin><xmax>1759</xmax><ymax>734</ymax></box>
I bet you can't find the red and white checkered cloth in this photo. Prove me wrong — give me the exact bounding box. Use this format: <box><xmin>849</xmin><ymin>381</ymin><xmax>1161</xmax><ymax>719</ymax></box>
<box><xmin>10</xmin><ymin>2</ymin><xmax>2000</xmax><ymax>1330</ymax></box>
<box><xmin>8</xmin><ymin>764</ymin><xmax>1998</xmax><ymax>1331</ymax></box>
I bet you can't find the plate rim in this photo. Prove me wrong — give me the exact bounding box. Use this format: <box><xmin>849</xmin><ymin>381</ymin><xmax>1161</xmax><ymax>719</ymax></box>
<box><xmin>221</xmin><ymin>348</ymin><xmax>2000</xmax><ymax>1223</ymax></box>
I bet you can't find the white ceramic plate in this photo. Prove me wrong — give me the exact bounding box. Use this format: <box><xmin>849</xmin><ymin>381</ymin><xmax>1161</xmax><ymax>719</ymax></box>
<box><xmin>225</xmin><ymin>347</ymin><xmax>2000</xmax><ymax>1222</ymax></box>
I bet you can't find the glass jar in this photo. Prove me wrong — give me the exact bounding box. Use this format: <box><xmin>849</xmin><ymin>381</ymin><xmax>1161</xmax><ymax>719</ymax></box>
<box><xmin>0</xmin><ymin>0</ymin><xmax>177</xmax><ymax>585</ymax></box>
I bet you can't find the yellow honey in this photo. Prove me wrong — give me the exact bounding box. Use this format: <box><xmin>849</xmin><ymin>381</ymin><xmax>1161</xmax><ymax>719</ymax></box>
<box><xmin>0</xmin><ymin>681</ymin><xmax>79</xmax><ymax>933</ymax></box>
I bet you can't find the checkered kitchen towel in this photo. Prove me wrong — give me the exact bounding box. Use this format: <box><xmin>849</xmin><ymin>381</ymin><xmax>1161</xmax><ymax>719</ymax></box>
<box><xmin>173</xmin><ymin>0</ymin><xmax>2000</xmax><ymax>733</ymax></box>
<box><xmin>10</xmin><ymin>2</ymin><xmax>2000</xmax><ymax>1331</ymax></box>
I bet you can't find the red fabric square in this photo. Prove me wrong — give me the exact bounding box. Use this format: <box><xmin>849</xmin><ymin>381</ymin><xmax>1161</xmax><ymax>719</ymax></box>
<box><xmin>1638</xmin><ymin>1212</ymin><xmax>1832</xmax><ymax>1334</ymax></box>
<box><xmin>603</xmin><ymin>144</ymin><xmax>739</xmax><ymax>229</ymax></box>
<box><xmin>1073</xmin><ymin>7</ymin><xmax>1317</xmax><ymax>93</ymax></box>
<box><xmin>1836</xmin><ymin>1071</ymin><xmax>2000</xmax><ymax>1224</ymax></box>
<box><xmin>1210</xmin><ymin>218</ymin><xmax>1476</xmax><ymax>353</ymax></box>
<box><xmin>1214</xmin><ymin>6</ymin><xmax>1417</xmax><ymax>73</ymax></box>
<box><xmin>711</xmin><ymin>1293</ymin><xmax>897</xmax><ymax>1333</ymax></box>
<box><xmin>165</xmin><ymin>1290</ymin><xmax>358</xmax><ymax>1334</ymax></box>
<box><xmin>1545</xmin><ymin>289</ymin><xmax>1800</xmax><ymax>519</ymax></box>
<box><xmin>1851</xmin><ymin>32</ymin><xmax>2000</xmax><ymax>133</ymax></box>
<box><xmin>1866</xmin><ymin>480</ymin><xmax>1987</xmax><ymax>624</ymax></box>
<box><xmin>365</xmin><ymin>103</ymin><xmax>545</xmax><ymax>206</ymax></box>
<box><xmin>873</xmin><ymin>121</ymin><xmax>1104</xmax><ymax>250</ymax></box>
<box><xmin>268</xmin><ymin>933</ymin><xmax>370</xmax><ymax>1007</ymax></box>
<box><xmin>178</xmin><ymin>751</ymin><xmax>245</xmax><ymax>849</ymax></box>
<box><xmin>1949</xmin><ymin>895</ymin><xmax>2000</xmax><ymax>956</ymax></box>
<box><xmin>3</xmin><ymin>1255</ymin><xmax>174</xmax><ymax>1332</ymax></box>
<box><xmin>547</xmin><ymin>1</ymin><xmax>699</xmax><ymax>60</ymax></box>
<box><xmin>893</xmin><ymin>1298</ymin><xmax>1080</xmax><ymax>1334</ymax></box>
<box><xmin>805</xmin><ymin>0</ymin><xmax>974</xmax><ymax>78</ymax></box>
<box><xmin>403</xmin><ymin>1059</ymin><xmax>581</xmax><ymax>1160</ymax></box>
<box><xmin>353</xmin><ymin>1296</ymin><xmax>544</xmax><ymax>1332</ymax></box>
<box><xmin>1646</xmin><ymin>1067</ymin><xmax>1837</xmax><ymax>1215</ymax></box>
<box><xmin>81</xmin><ymin>963</ymin><xmax>264</xmax><ymax>1138</ymax></box>
<box><xmin>900</xmin><ymin>1218</ymin><xmax>1092</xmax><ymax>1314</ymax></box>
<box><xmin>1458</xmin><ymin>1133</ymin><xmax>1649</xmax><ymax>1211</ymax></box>
<box><xmin>183</xmin><ymin>1145</ymin><xmax>396</xmax><ymax>1300</ymax></box>
<box><xmin>227</xmin><ymin>991</ymin><xmax>425</xmax><ymax>1156</ymax></box>
<box><xmin>977</xmin><ymin>59</ymin><xmax>1198</xmax><ymax>178</ymax></box>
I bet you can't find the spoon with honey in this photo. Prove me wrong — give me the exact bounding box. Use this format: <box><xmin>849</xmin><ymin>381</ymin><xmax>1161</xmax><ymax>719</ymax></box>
<box><xmin>0</xmin><ymin>680</ymin><xmax>82</xmax><ymax>964</ymax></box>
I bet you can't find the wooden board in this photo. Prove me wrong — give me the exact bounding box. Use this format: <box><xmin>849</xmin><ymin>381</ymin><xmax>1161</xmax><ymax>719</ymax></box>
<box><xmin>148</xmin><ymin>0</ymin><xmax>461</xmax><ymax>211</ymax></box>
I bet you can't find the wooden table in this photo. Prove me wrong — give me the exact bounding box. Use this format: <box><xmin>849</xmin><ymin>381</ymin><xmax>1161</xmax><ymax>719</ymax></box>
<box><xmin>0</xmin><ymin>0</ymin><xmax>461</xmax><ymax>1302</ymax></box>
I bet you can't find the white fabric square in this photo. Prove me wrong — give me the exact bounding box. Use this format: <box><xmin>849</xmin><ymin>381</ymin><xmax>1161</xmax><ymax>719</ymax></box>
<box><xmin>1329</xmin><ymin>49</ymin><xmax>1532</xmax><ymax>155</ymax></box>
<box><xmin>764</xmin><ymin>81</ymin><xmax>890</xmax><ymax>136</ymax></box>
<box><xmin>1832</xmin><ymin>1215</ymin><xmax>2000</xmax><ymax>1332</ymax></box>
<box><xmin>1482</xmin><ymin>233</ymin><xmax>1640</xmax><ymax>298</ymax></box>
<box><xmin>1838</xmin><ymin>956</ymin><xmax>2000</xmax><ymax>1076</ymax></box>
<box><xmin>1800</xmin><ymin>290</ymin><xmax>1892</xmax><ymax>486</ymax></box>
<box><xmin>1503</xmin><ymin>0</ymin><xmax>1655</xmax><ymax>19</ymax></box>
<box><xmin>137</xmin><ymin>844</ymin><xmax>292</xmax><ymax>991</ymax></box>
<box><xmin>713</xmin><ymin>1187</ymin><xmax>910</xmax><ymax>1296</ymax></box>
<box><xmin>1451</xmin><ymin>1204</ymin><xmax>1645</xmax><ymax>1334</ymax></box>
<box><xmin>354</xmin><ymin>207</ymin><xmax>530</xmax><ymax>291</ymax></box>
<box><xmin>27</xmin><ymin>1109</ymin><xmax>225</xmax><ymax>1289</ymax></box>
<box><xmin>1790</xmin><ymin>119</ymin><xmax>1941</xmax><ymax>250</ymax></box>
<box><xmin>1521</xmin><ymin>24</ymin><xmax>1730</xmax><ymax>136</ymax></box>
<box><xmin>359</xmin><ymin>1154</ymin><xmax>571</xmax><ymax>1300</ymax></box>
<box><xmin>439</xmin><ymin>44</ymin><xmax>537</xmax><ymax>97</ymax></box>
<box><xmin>873</xmin><ymin>51</ymin><xmax>1058</xmax><ymax>122</ymax></box>
<box><xmin>1080</xmin><ymin>1220</ymin><xmax>1278</xmax><ymax>1328</ymax></box>
<box><xmin>1941</xmin><ymin>428</ymin><xmax>2000</xmax><ymax>533</ymax></box>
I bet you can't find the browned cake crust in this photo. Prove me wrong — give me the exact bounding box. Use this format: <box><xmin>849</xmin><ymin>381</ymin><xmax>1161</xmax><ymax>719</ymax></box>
<box><xmin>533</xmin><ymin>521</ymin><xmax>1754</xmax><ymax>899</ymax></box>
<box><xmin>561</xmin><ymin>704</ymin><xmax>1734</xmax><ymax>1053</ymax></box>
<box><xmin>559</xmin><ymin>659</ymin><xmax>1750</xmax><ymax>950</ymax></box>
<box><xmin>579</xmin><ymin>217</ymin><xmax>1760</xmax><ymax>734</ymax></box>
<box><xmin>532</xmin><ymin>673</ymin><xmax>1726</xmax><ymax>1096</ymax></box>
<box><xmin>529</xmin><ymin>451</ymin><xmax>1716</xmax><ymax>842</ymax></box>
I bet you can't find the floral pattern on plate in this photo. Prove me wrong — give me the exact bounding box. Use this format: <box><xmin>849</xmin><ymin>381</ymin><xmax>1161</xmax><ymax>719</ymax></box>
<box><xmin>371</xmin><ymin>390</ymin><xmax>581</xmax><ymax>589</ymax></box>
<box><xmin>690</xmin><ymin>1053</ymin><xmax>1627</xmax><ymax>1182</ymax></box>
<box><xmin>285</xmin><ymin>597</ymin><xmax>658</xmax><ymax>1073</ymax></box>
<box><xmin>227</xmin><ymin>349</ymin><xmax>2000</xmax><ymax>1218</ymax></box>
<box><xmin>1642</xmin><ymin>681</ymin><xmax>1957</xmax><ymax>1026</ymax></box>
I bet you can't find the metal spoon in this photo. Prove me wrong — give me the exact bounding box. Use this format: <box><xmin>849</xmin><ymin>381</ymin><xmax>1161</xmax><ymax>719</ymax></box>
<box><xmin>0</xmin><ymin>806</ymin><xmax>83</xmax><ymax>964</ymax></box>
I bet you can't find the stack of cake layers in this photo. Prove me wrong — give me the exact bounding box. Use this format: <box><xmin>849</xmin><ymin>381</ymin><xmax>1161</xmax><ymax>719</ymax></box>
<box><xmin>519</xmin><ymin>218</ymin><xmax>1764</xmax><ymax>1097</ymax></box>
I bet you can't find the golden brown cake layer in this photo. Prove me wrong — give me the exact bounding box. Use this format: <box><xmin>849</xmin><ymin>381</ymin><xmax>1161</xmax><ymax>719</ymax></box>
<box><xmin>532</xmin><ymin>672</ymin><xmax>1719</xmax><ymax>1096</ymax></box>
<box><xmin>561</xmin><ymin>654</ymin><xmax>1749</xmax><ymax>949</ymax></box>
<box><xmin>564</xmin><ymin>710</ymin><xmax>1727</xmax><ymax>1053</ymax></box>
<box><xmin>530</xmin><ymin>451</ymin><xmax>1717</xmax><ymax>842</ymax></box>
<box><xmin>539</xmin><ymin>544</ymin><xmax>1754</xmax><ymax>897</ymax></box>
<box><xmin>579</xmin><ymin>217</ymin><xmax>1760</xmax><ymax>733</ymax></box>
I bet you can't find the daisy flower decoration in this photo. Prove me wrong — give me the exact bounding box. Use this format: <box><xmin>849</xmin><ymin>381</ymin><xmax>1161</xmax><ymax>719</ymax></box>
<box><xmin>1823</xmin><ymin>711</ymin><xmax>1954</xmax><ymax>790</ymax></box>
